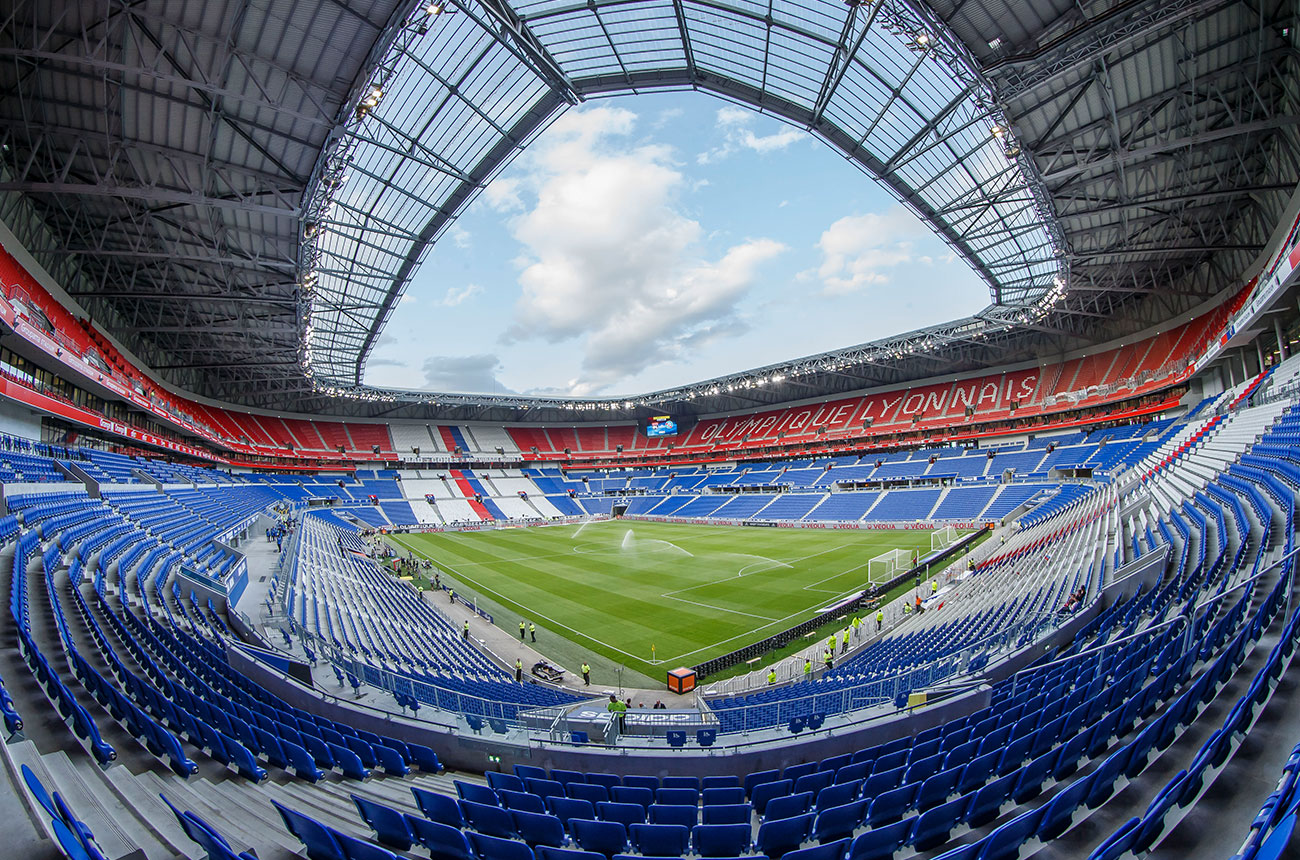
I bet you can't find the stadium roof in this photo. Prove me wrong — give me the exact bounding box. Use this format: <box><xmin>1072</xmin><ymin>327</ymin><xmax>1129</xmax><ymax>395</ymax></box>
<box><xmin>0</xmin><ymin>0</ymin><xmax>1295</xmax><ymax>423</ymax></box>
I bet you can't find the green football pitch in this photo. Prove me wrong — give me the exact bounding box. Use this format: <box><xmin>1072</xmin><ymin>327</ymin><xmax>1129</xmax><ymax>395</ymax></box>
<box><xmin>386</xmin><ymin>520</ymin><xmax>944</xmax><ymax>681</ymax></box>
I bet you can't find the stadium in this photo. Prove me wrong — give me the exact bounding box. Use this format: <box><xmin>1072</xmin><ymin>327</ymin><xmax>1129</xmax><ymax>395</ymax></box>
<box><xmin>0</xmin><ymin>0</ymin><xmax>1298</xmax><ymax>858</ymax></box>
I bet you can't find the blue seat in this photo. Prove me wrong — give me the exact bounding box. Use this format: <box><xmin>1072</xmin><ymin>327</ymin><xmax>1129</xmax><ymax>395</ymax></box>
<box><xmin>756</xmin><ymin>812</ymin><xmax>814</xmax><ymax>858</ymax></box>
<box><xmin>794</xmin><ymin>772</ymin><xmax>834</xmax><ymax>797</ymax></box>
<box><xmin>597</xmin><ymin>802</ymin><xmax>646</xmax><ymax>827</ymax></box>
<box><xmin>692</xmin><ymin>823</ymin><xmax>752</xmax><ymax>857</ymax></box>
<box><xmin>589</xmin><ymin>774</ymin><xmax>622</xmax><ymax>790</ymax></box>
<box><xmin>784</xmin><ymin>764</ymin><xmax>816</xmax><ymax>783</ymax></box>
<box><xmin>547</xmin><ymin>798</ymin><xmax>597</xmax><ymax>832</ymax></box>
<box><xmin>835</xmin><ymin>763</ymin><xmax>869</xmax><ymax>785</ymax></box>
<box><xmin>862</xmin><ymin>768</ymin><xmax>905</xmax><ymax>799</ymax></box>
<box><xmin>516</xmin><ymin>765</ymin><xmax>548</xmax><ymax>782</ymax></box>
<box><xmin>751</xmin><ymin>779</ymin><xmax>794</xmax><ymax>815</ymax></box>
<box><xmin>785</xmin><ymin>837</ymin><xmax>849</xmax><ymax>860</ymax></box>
<box><xmin>612</xmin><ymin>786</ymin><xmax>653</xmax><ymax>809</ymax></box>
<box><xmin>966</xmin><ymin>773</ymin><xmax>1016</xmax><ymax>827</ymax></box>
<box><xmin>904</xmin><ymin>754</ymin><xmax>943</xmax><ymax>786</ymax></box>
<box><xmin>351</xmin><ymin>795</ymin><xmax>413</xmax><ymax>850</ymax></box>
<box><xmin>1037</xmin><ymin>774</ymin><xmax>1092</xmax><ymax>842</ymax></box>
<box><xmin>703</xmin><ymin>776</ymin><xmax>740</xmax><ymax>790</ymax></box>
<box><xmin>511</xmin><ymin>810</ymin><xmax>568</xmax><ymax>848</ymax></box>
<box><xmin>1012</xmin><ymin>751</ymin><xmax>1057</xmax><ymax>804</ymax></box>
<box><xmin>181</xmin><ymin>811</ymin><xmax>259</xmax><ymax>860</ymax></box>
<box><xmin>459</xmin><ymin>781</ymin><xmax>501</xmax><ymax>806</ymax></box>
<box><xmin>929</xmin><ymin>842</ymin><xmax>981</xmax><ymax>860</ymax></box>
<box><xmin>410</xmin><ymin>743</ymin><xmax>442</xmax><ymax>773</ymax></box>
<box><xmin>978</xmin><ymin>806</ymin><xmax>1043</xmax><ymax>860</ymax></box>
<box><xmin>538</xmin><ymin>849</ymin><xmax>604</xmax><ymax>860</ymax></box>
<box><xmin>625</xmin><ymin>775</ymin><xmax>661</xmax><ymax>792</ymax></box>
<box><xmin>502</xmin><ymin>790</ymin><xmax>548</xmax><ymax>814</ymax></box>
<box><xmin>1083</xmin><ymin>817</ymin><xmax>1141</xmax><ymax>860</ymax></box>
<box><xmin>467</xmin><ymin>831</ymin><xmax>536</xmax><ymax>860</ymax></box>
<box><xmin>703</xmin><ymin>787</ymin><xmax>746</xmax><ymax>806</ymax></box>
<box><xmin>529</xmin><ymin>779</ymin><xmax>568</xmax><ymax>801</ymax></box>
<box><xmin>811</xmin><ymin>800</ymin><xmax>866</xmax><ymax>845</ymax></box>
<box><xmin>765</xmin><ymin>791</ymin><xmax>813</xmax><ymax>822</ymax></box>
<box><xmin>412</xmin><ymin>786</ymin><xmax>464</xmax><ymax>828</ymax></box>
<box><xmin>406</xmin><ymin>817</ymin><xmax>472</xmax><ymax>860</ymax></box>
<box><xmin>328</xmin><ymin>743</ymin><xmax>370</xmax><ymax>780</ymax></box>
<box><xmin>571</xmin><ymin>819</ymin><xmax>628</xmax><ymax>858</ymax></box>
<box><xmin>648</xmin><ymin>804</ymin><xmax>697</xmax><ymax>829</ymax></box>
<box><xmin>697</xmin><ymin>729</ymin><xmax>717</xmax><ymax>747</ymax></box>
<box><xmin>656</xmin><ymin>788</ymin><xmax>698</xmax><ymax>807</ymax></box>
<box><xmin>867</xmin><ymin>784</ymin><xmax>916</xmax><ymax>828</ymax></box>
<box><xmin>846</xmin><ymin>818</ymin><xmax>911</xmax><ymax>860</ymax></box>
<box><xmin>628</xmin><ymin>823</ymin><xmax>690</xmax><ymax>856</ymax></box>
<box><xmin>1084</xmin><ymin>748</ymin><xmax>1131</xmax><ymax>809</ymax></box>
<box><xmin>916</xmin><ymin>768</ymin><xmax>963</xmax><ymax>812</ymax></box>
<box><xmin>552</xmin><ymin>770</ymin><xmax>585</xmax><ymax>787</ymax></box>
<box><xmin>745</xmin><ymin>770</ymin><xmax>781</xmax><ymax>798</ymax></box>
<box><xmin>273</xmin><ymin>799</ymin><xmax>344</xmax><ymax>860</ymax></box>
<box><xmin>569</xmin><ymin>783</ymin><xmax>609</xmax><ymax>805</ymax></box>
<box><xmin>911</xmin><ymin>795</ymin><xmax>969</xmax><ymax>852</ymax></box>
<box><xmin>335</xmin><ymin>830</ymin><xmax>399</xmax><ymax>860</ymax></box>
<box><xmin>702</xmin><ymin>804</ymin><xmax>752</xmax><ymax>825</ymax></box>
<box><xmin>815</xmin><ymin>781</ymin><xmax>861</xmax><ymax>812</ymax></box>
<box><xmin>460</xmin><ymin>800</ymin><xmax>517</xmax><ymax>839</ymax></box>
<box><xmin>959</xmin><ymin>751</ymin><xmax>1000</xmax><ymax>795</ymax></box>
<box><xmin>666</xmin><ymin>730</ymin><xmax>686</xmax><ymax>748</ymax></box>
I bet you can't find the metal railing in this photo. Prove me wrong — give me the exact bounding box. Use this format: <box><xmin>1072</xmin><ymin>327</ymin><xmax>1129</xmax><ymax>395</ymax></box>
<box><xmin>703</xmin><ymin>607</ymin><xmax>1063</xmax><ymax>734</ymax></box>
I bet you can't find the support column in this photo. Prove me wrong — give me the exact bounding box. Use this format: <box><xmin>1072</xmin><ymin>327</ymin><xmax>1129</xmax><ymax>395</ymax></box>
<box><xmin>1257</xmin><ymin>338</ymin><xmax>1267</xmax><ymax>370</ymax></box>
<box><xmin>1275</xmin><ymin>316</ymin><xmax>1288</xmax><ymax>360</ymax></box>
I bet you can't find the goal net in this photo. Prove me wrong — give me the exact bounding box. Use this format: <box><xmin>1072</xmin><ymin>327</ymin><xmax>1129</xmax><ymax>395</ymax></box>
<box><xmin>931</xmin><ymin>525</ymin><xmax>960</xmax><ymax>552</ymax></box>
<box><xmin>867</xmin><ymin>548</ymin><xmax>913</xmax><ymax>585</ymax></box>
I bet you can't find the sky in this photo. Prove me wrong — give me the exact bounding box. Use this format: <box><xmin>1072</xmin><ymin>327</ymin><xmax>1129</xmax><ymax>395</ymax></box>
<box><xmin>362</xmin><ymin>90</ymin><xmax>990</xmax><ymax>397</ymax></box>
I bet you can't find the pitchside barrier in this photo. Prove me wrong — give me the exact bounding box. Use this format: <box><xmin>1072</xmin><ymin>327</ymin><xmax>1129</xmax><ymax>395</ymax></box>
<box><xmin>691</xmin><ymin>525</ymin><xmax>992</xmax><ymax>679</ymax></box>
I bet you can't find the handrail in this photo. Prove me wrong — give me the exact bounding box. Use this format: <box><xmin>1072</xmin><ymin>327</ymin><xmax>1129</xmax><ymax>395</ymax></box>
<box><xmin>1009</xmin><ymin>540</ymin><xmax>1300</xmax><ymax>697</ymax></box>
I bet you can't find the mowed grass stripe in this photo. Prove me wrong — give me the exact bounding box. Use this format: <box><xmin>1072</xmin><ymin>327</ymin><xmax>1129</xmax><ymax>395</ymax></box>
<box><xmin>390</xmin><ymin>521</ymin><xmax>941</xmax><ymax>677</ymax></box>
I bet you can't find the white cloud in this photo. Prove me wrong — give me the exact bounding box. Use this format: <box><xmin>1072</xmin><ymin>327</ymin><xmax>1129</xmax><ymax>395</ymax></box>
<box><xmin>421</xmin><ymin>354</ymin><xmax>513</xmax><ymax>394</ymax></box>
<box><xmin>447</xmin><ymin>225</ymin><xmax>472</xmax><ymax>248</ymax></box>
<box><xmin>814</xmin><ymin>206</ymin><xmax>929</xmax><ymax>294</ymax></box>
<box><xmin>440</xmin><ymin>284</ymin><xmax>481</xmax><ymax>306</ymax></box>
<box><xmin>699</xmin><ymin>105</ymin><xmax>805</xmax><ymax>164</ymax></box>
<box><xmin>498</xmin><ymin>105</ymin><xmax>786</xmax><ymax>394</ymax></box>
<box><xmin>483</xmin><ymin>176</ymin><xmax>523</xmax><ymax>212</ymax></box>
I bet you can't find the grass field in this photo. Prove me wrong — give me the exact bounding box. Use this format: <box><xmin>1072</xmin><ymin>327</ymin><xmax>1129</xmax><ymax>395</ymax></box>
<box><xmin>387</xmin><ymin>520</ymin><xmax>951</xmax><ymax>681</ymax></box>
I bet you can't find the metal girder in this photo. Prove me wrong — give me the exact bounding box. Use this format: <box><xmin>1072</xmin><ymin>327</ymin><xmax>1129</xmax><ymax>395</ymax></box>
<box><xmin>986</xmin><ymin>0</ymin><xmax>1236</xmax><ymax>101</ymax></box>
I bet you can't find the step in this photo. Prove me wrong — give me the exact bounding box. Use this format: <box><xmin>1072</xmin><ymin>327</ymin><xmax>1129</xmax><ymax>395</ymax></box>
<box><xmin>40</xmin><ymin>750</ymin><xmax>151</xmax><ymax>859</ymax></box>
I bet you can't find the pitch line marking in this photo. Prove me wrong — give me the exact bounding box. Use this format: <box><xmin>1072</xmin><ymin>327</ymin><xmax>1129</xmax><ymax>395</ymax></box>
<box><xmin>387</xmin><ymin>535</ymin><xmax>656</xmax><ymax>666</ymax></box>
<box><xmin>389</xmin><ymin>529</ymin><xmax>935</xmax><ymax>667</ymax></box>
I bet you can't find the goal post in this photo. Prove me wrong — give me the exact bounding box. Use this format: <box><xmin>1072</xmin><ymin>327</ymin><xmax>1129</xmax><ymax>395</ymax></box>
<box><xmin>930</xmin><ymin>525</ymin><xmax>959</xmax><ymax>552</ymax></box>
<box><xmin>867</xmin><ymin>548</ymin><xmax>913</xmax><ymax>585</ymax></box>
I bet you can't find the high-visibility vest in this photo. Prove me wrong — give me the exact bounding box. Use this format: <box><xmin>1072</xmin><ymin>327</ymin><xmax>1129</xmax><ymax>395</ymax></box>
<box><xmin>767</xmin><ymin>670</ymin><xmax>776</xmax><ymax>684</ymax></box>
<box><xmin>841</xmin><ymin>630</ymin><xmax>849</xmax><ymax>644</ymax></box>
<box><xmin>876</xmin><ymin>611</ymin><xmax>883</xmax><ymax>622</ymax></box>
<box><xmin>582</xmin><ymin>663</ymin><xmax>590</xmax><ymax>673</ymax></box>
<box><xmin>804</xmin><ymin>661</ymin><xmax>812</xmax><ymax>675</ymax></box>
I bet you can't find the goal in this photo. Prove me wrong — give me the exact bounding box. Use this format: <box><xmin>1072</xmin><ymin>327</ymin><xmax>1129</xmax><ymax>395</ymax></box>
<box><xmin>867</xmin><ymin>548</ymin><xmax>913</xmax><ymax>585</ymax></box>
<box><xmin>930</xmin><ymin>525</ymin><xmax>960</xmax><ymax>552</ymax></box>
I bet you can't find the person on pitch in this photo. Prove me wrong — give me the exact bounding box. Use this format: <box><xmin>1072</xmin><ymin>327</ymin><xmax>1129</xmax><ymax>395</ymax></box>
<box><xmin>519</xmin><ymin>620</ymin><xmax>526</xmax><ymax>640</ymax></box>
<box><xmin>515</xmin><ymin>658</ymin><xmax>523</xmax><ymax>682</ymax></box>
<box><xmin>581</xmin><ymin>662</ymin><xmax>591</xmax><ymax>685</ymax></box>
